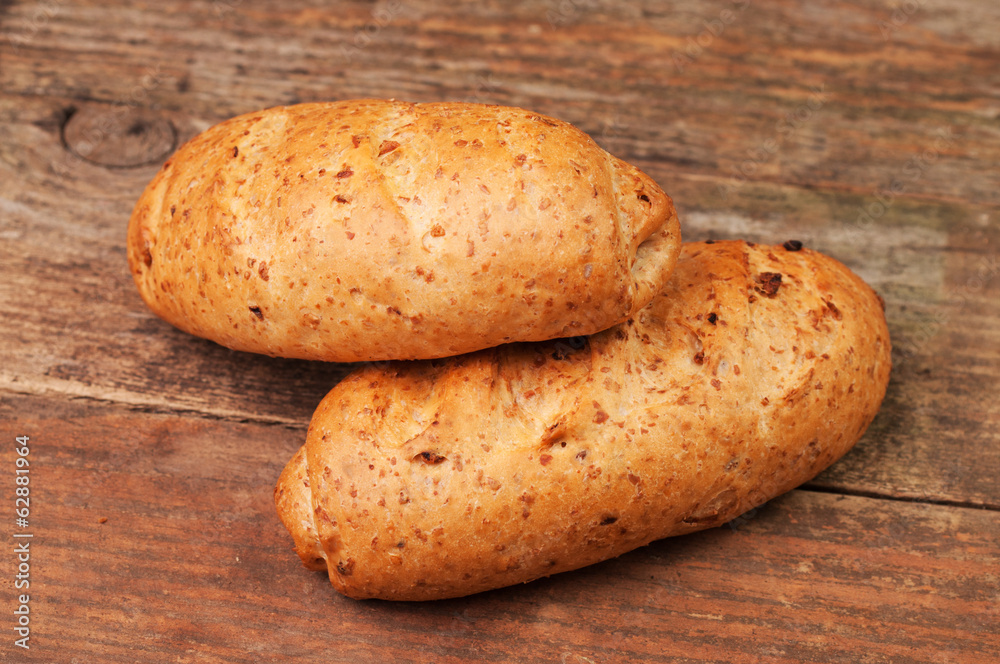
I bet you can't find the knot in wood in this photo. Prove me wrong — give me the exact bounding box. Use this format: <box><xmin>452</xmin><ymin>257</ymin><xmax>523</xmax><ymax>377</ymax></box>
<box><xmin>63</xmin><ymin>104</ymin><xmax>176</xmax><ymax>168</ymax></box>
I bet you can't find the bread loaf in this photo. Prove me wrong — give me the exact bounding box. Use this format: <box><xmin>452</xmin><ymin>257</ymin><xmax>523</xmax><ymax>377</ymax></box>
<box><xmin>275</xmin><ymin>240</ymin><xmax>891</xmax><ymax>600</ymax></box>
<box><xmin>127</xmin><ymin>100</ymin><xmax>680</xmax><ymax>362</ymax></box>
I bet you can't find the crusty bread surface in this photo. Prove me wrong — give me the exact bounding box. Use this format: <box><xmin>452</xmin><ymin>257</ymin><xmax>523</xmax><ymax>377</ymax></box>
<box><xmin>275</xmin><ymin>240</ymin><xmax>892</xmax><ymax>601</ymax></box>
<box><xmin>127</xmin><ymin>100</ymin><xmax>680</xmax><ymax>362</ymax></box>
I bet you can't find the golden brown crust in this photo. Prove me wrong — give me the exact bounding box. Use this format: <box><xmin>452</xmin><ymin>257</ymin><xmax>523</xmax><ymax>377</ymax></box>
<box><xmin>127</xmin><ymin>100</ymin><xmax>680</xmax><ymax>362</ymax></box>
<box><xmin>274</xmin><ymin>241</ymin><xmax>892</xmax><ymax>600</ymax></box>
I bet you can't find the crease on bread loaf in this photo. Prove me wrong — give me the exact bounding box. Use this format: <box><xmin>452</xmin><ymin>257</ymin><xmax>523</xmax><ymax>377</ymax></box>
<box><xmin>275</xmin><ymin>240</ymin><xmax>892</xmax><ymax>601</ymax></box>
<box><xmin>127</xmin><ymin>100</ymin><xmax>681</xmax><ymax>362</ymax></box>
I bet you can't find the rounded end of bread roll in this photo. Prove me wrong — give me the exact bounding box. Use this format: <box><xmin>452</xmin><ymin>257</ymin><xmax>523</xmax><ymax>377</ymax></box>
<box><xmin>126</xmin><ymin>100</ymin><xmax>683</xmax><ymax>362</ymax></box>
<box><xmin>274</xmin><ymin>446</ymin><xmax>327</xmax><ymax>572</ymax></box>
<box><xmin>627</xmin><ymin>186</ymin><xmax>680</xmax><ymax>318</ymax></box>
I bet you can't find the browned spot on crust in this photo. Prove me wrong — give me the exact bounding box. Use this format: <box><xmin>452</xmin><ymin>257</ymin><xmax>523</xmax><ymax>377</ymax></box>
<box><xmin>414</xmin><ymin>451</ymin><xmax>447</xmax><ymax>464</ymax></box>
<box><xmin>824</xmin><ymin>299</ymin><xmax>843</xmax><ymax>320</ymax></box>
<box><xmin>378</xmin><ymin>140</ymin><xmax>400</xmax><ymax>156</ymax></box>
<box><xmin>754</xmin><ymin>272</ymin><xmax>783</xmax><ymax>297</ymax></box>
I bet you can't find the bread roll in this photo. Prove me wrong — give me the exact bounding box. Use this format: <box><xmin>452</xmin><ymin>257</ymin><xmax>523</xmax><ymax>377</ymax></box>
<box><xmin>275</xmin><ymin>241</ymin><xmax>891</xmax><ymax>600</ymax></box>
<box><xmin>127</xmin><ymin>100</ymin><xmax>680</xmax><ymax>362</ymax></box>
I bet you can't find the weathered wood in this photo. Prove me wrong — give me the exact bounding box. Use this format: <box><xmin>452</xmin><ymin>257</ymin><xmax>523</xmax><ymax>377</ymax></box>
<box><xmin>2</xmin><ymin>393</ymin><xmax>997</xmax><ymax>664</ymax></box>
<box><xmin>0</xmin><ymin>96</ymin><xmax>353</xmax><ymax>426</ymax></box>
<box><xmin>1</xmin><ymin>1</ymin><xmax>998</xmax><ymax>205</ymax></box>
<box><xmin>62</xmin><ymin>104</ymin><xmax>176</xmax><ymax>168</ymax></box>
<box><xmin>0</xmin><ymin>0</ymin><xmax>998</xmax><ymax>659</ymax></box>
<box><xmin>1</xmin><ymin>87</ymin><xmax>996</xmax><ymax>504</ymax></box>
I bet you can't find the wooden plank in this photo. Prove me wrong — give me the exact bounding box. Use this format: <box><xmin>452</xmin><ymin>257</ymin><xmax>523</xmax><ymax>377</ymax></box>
<box><xmin>2</xmin><ymin>87</ymin><xmax>997</xmax><ymax>505</ymax></box>
<box><xmin>1</xmin><ymin>393</ymin><xmax>997</xmax><ymax>663</ymax></box>
<box><xmin>0</xmin><ymin>0</ymin><xmax>1000</xmax><ymax>498</ymax></box>
<box><xmin>1</xmin><ymin>1</ymin><xmax>997</xmax><ymax>206</ymax></box>
<box><xmin>1</xmin><ymin>2</ymin><xmax>996</xmax><ymax>661</ymax></box>
<box><xmin>0</xmin><ymin>94</ymin><xmax>353</xmax><ymax>425</ymax></box>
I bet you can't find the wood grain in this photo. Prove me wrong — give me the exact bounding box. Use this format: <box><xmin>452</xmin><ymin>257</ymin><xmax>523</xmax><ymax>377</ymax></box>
<box><xmin>1</xmin><ymin>0</ymin><xmax>997</xmax><ymax>205</ymax></box>
<box><xmin>0</xmin><ymin>0</ymin><xmax>997</xmax><ymax>660</ymax></box>
<box><xmin>2</xmin><ymin>393</ymin><xmax>997</xmax><ymax>664</ymax></box>
<box><xmin>1</xmin><ymin>88</ymin><xmax>996</xmax><ymax>505</ymax></box>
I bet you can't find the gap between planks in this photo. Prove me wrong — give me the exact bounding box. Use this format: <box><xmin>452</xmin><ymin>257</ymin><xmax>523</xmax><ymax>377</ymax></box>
<box><xmin>4</xmin><ymin>383</ymin><xmax>996</xmax><ymax>515</ymax></box>
<box><xmin>797</xmin><ymin>484</ymin><xmax>1000</xmax><ymax>513</ymax></box>
<box><xmin>0</xmin><ymin>381</ymin><xmax>308</xmax><ymax>429</ymax></box>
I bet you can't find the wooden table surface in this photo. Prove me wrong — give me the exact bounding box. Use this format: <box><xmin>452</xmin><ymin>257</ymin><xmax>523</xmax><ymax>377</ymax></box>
<box><xmin>1</xmin><ymin>1</ymin><xmax>998</xmax><ymax>662</ymax></box>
